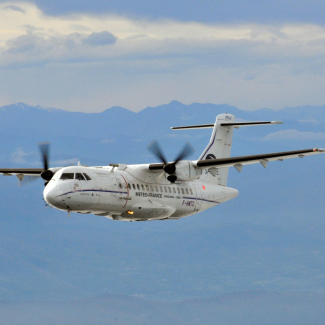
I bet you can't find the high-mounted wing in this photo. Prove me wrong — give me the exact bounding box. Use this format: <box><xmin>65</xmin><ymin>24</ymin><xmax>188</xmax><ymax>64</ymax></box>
<box><xmin>0</xmin><ymin>169</ymin><xmax>43</xmax><ymax>176</ymax></box>
<box><xmin>194</xmin><ymin>148</ymin><xmax>325</xmax><ymax>172</ymax></box>
<box><xmin>0</xmin><ymin>169</ymin><xmax>43</xmax><ymax>181</ymax></box>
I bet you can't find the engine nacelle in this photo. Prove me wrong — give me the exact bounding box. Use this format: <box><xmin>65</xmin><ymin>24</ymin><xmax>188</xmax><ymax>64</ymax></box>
<box><xmin>174</xmin><ymin>161</ymin><xmax>202</xmax><ymax>181</ymax></box>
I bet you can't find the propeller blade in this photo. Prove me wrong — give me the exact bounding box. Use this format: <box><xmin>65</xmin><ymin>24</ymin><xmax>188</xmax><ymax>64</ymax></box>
<box><xmin>163</xmin><ymin>142</ymin><xmax>194</xmax><ymax>174</ymax></box>
<box><xmin>148</xmin><ymin>140</ymin><xmax>194</xmax><ymax>177</ymax></box>
<box><xmin>147</xmin><ymin>140</ymin><xmax>168</xmax><ymax>164</ymax></box>
<box><xmin>174</xmin><ymin>142</ymin><xmax>194</xmax><ymax>164</ymax></box>
<box><xmin>39</xmin><ymin>142</ymin><xmax>54</xmax><ymax>181</ymax></box>
<box><xmin>39</xmin><ymin>142</ymin><xmax>50</xmax><ymax>171</ymax></box>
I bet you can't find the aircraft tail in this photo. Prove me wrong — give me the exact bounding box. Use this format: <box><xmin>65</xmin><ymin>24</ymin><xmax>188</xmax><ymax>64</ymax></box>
<box><xmin>198</xmin><ymin>114</ymin><xmax>235</xmax><ymax>185</ymax></box>
<box><xmin>171</xmin><ymin>115</ymin><xmax>282</xmax><ymax>186</ymax></box>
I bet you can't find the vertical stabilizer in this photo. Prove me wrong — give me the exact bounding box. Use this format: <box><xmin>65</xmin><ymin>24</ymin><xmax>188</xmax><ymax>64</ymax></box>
<box><xmin>199</xmin><ymin>114</ymin><xmax>235</xmax><ymax>186</ymax></box>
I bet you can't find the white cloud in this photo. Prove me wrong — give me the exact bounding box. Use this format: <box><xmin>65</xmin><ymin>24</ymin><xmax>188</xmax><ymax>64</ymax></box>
<box><xmin>11</xmin><ymin>148</ymin><xmax>29</xmax><ymax>163</ymax></box>
<box><xmin>1</xmin><ymin>4</ymin><xmax>25</xmax><ymax>13</ymax></box>
<box><xmin>0</xmin><ymin>2</ymin><xmax>325</xmax><ymax>112</ymax></box>
<box><xmin>262</xmin><ymin>129</ymin><xmax>325</xmax><ymax>141</ymax></box>
<box><xmin>1</xmin><ymin>2</ymin><xmax>325</xmax><ymax>69</ymax></box>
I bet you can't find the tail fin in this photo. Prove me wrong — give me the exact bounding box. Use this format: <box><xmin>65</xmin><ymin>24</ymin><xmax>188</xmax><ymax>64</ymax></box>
<box><xmin>198</xmin><ymin>114</ymin><xmax>235</xmax><ymax>186</ymax></box>
<box><xmin>171</xmin><ymin>115</ymin><xmax>282</xmax><ymax>186</ymax></box>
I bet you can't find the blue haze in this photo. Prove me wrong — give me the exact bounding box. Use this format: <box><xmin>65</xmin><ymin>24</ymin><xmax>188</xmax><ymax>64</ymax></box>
<box><xmin>0</xmin><ymin>101</ymin><xmax>325</xmax><ymax>323</ymax></box>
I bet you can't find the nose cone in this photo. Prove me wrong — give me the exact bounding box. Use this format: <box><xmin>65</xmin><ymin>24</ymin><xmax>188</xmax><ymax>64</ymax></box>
<box><xmin>44</xmin><ymin>186</ymin><xmax>66</xmax><ymax>209</ymax></box>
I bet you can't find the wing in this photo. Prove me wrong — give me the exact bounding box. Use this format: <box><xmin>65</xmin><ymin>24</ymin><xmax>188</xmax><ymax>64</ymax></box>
<box><xmin>0</xmin><ymin>169</ymin><xmax>43</xmax><ymax>176</ymax></box>
<box><xmin>194</xmin><ymin>148</ymin><xmax>325</xmax><ymax>171</ymax></box>
<box><xmin>0</xmin><ymin>169</ymin><xmax>43</xmax><ymax>180</ymax></box>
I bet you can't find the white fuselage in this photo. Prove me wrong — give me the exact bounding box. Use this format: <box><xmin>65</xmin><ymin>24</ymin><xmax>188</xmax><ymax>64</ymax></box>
<box><xmin>1</xmin><ymin>113</ymin><xmax>323</xmax><ymax>222</ymax></box>
<box><xmin>43</xmin><ymin>164</ymin><xmax>239</xmax><ymax>221</ymax></box>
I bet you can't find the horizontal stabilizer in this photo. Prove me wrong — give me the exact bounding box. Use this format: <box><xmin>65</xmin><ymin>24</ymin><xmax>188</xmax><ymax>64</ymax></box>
<box><xmin>220</xmin><ymin>121</ymin><xmax>282</xmax><ymax>128</ymax></box>
<box><xmin>171</xmin><ymin>121</ymin><xmax>282</xmax><ymax>130</ymax></box>
<box><xmin>171</xmin><ymin>124</ymin><xmax>214</xmax><ymax>130</ymax></box>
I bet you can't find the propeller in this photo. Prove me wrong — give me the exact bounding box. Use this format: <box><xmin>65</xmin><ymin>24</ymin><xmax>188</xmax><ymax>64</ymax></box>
<box><xmin>39</xmin><ymin>142</ymin><xmax>54</xmax><ymax>182</ymax></box>
<box><xmin>148</xmin><ymin>140</ymin><xmax>194</xmax><ymax>182</ymax></box>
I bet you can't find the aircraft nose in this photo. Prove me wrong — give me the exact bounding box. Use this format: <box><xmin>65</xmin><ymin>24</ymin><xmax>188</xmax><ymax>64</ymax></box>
<box><xmin>44</xmin><ymin>186</ymin><xmax>65</xmax><ymax>209</ymax></box>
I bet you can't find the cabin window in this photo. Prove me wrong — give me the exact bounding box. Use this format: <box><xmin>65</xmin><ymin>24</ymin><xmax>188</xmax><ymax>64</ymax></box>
<box><xmin>60</xmin><ymin>173</ymin><xmax>74</xmax><ymax>180</ymax></box>
<box><xmin>128</xmin><ymin>184</ymin><xmax>131</xmax><ymax>189</ymax></box>
<box><xmin>181</xmin><ymin>188</ymin><xmax>184</xmax><ymax>194</ymax></box>
<box><xmin>177</xmin><ymin>188</ymin><xmax>180</xmax><ymax>194</ymax></box>
<box><xmin>75</xmin><ymin>173</ymin><xmax>85</xmax><ymax>181</ymax></box>
<box><xmin>159</xmin><ymin>186</ymin><xmax>163</xmax><ymax>192</ymax></box>
<box><xmin>119</xmin><ymin>183</ymin><xmax>123</xmax><ymax>189</ymax></box>
<box><xmin>155</xmin><ymin>186</ymin><xmax>158</xmax><ymax>192</ymax></box>
<box><xmin>172</xmin><ymin>188</ymin><xmax>176</xmax><ymax>194</ymax></box>
<box><xmin>83</xmin><ymin>173</ymin><xmax>91</xmax><ymax>180</ymax></box>
<box><xmin>146</xmin><ymin>185</ymin><xmax>149</xmax><ymax>191</ymax></box>
<box><xmin>150</xmin><ymin>185</ymin><xmax>154</xmax><ymax>191</ymax></box>
<box><xmin>132</xmin><ymin>184</ymin><xmax>136</xmax><ymax>190</ymax></box>
<box><xmin>164</xmin><ymin>186</ymin><xmax>167</xmax><ymax>192</ymax></box>
<box><xmin>141</xmin><ymin>184</ymin><xmax>145</xmax><ymax>191</ymax></box>
<box><xmin>137</xmin><ymin>184</ymin><xmax>140</xmax><ymax>190</ymax></box>
<box><xmin>190</xmin><ymin>189</ymin><xmax>193</xmax><ymax>195</ymax></box>
<box><xmin>185</xmin><ymin>188</ymin><xmax>189</xmax><ymax>195</ymax></box>
<box><xmin>168</xmin><ymin>187</ymin><xmax>171</xmax><ymax>193</ymax></box>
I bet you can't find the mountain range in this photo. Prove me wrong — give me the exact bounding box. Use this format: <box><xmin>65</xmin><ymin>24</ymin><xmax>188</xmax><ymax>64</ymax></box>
<box><xmin>0</xmin><ymin>101</ymin><xmax>324</xmax><ymax>324</ymax></box>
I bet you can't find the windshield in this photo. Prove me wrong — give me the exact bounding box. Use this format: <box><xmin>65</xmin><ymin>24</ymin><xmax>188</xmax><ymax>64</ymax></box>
<box><xmin>60</xmin><ymin>173</ymin><xmax>74</xmax><ymax>180</ymax></box>
<box><xmin>75</xmin><ymin>173</ymin><xmax>85</xmax><ymax>181</ymax></box>
<box><xmin>59</xmin><ymin>172</ymin><xmax>92</xmax><ymax>181</ymax></box>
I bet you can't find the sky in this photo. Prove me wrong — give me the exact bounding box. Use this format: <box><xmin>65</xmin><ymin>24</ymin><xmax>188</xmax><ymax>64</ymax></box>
<box><xmin>0</xmin><ymin>1</ymin><xmax>325</xmax><ymax>112</ymax></box>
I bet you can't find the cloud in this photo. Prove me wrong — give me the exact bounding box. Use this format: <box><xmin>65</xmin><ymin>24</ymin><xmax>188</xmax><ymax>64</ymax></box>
<box><xmin>1</xmin><ymin>5</ymin><xmax>25</xmax><ymax>13</ymax></box>
<box><xmin>83</xmin><ymin>31</ymin><xmax>117</xmax><ymax>47</ymax></box>
<box><xmin>7</xmin><ymin>0</ymin><xmax>325</xmax><ymax>26</ymax></box>
<box><xmin>1</xmin><ymin>2</ymin><xmax>325</xmax><ymax>70</ymax></box>
<box><xmin>11</xmin><ymin>148</ymin><xmax>29</xmax><ymax>163</ymax></box>
<box><xmin>262</xmin><ymin>129</ymin><xmax>325</xmax><ymax>141</ymax></box>
<box><xmin>0</xmin><ymin>29</ymin><xmax>119</xmax><ymax>68</ymax></box>
<box><xmin>0</xmin><ymin>2</ymin><xmax>325</xmax><ymax>112</ymax></box>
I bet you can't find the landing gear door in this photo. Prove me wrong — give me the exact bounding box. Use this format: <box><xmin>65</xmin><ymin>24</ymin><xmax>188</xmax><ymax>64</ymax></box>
<box><xmin>193</xmin><ymin>183</ymin><xmax>202</xmax><ymax>212</ymax></box>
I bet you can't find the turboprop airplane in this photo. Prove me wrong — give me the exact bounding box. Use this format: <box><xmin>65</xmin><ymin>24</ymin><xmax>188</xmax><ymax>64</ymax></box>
<box><xmin>0</xmin><ymin>113</ymin><xmax>324</xmax><ymax>221</ymax></box>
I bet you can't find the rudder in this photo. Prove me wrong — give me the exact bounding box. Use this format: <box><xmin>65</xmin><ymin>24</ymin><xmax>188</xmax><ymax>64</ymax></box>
<box><xmin>199</xmin><ymin>114</ymin><xmax>235</xmax><ymax>186</ymax></box>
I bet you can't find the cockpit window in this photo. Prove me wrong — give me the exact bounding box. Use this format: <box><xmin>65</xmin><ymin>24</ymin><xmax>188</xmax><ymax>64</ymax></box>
<box><xmin>60</xmin><ymin>173</ymin><xmax>74</xmax><ymax>180</ymax></box>
<box><xmin>83</xmin><ymin>173</ymin><xmax>91</xmax><ymax>180</ymax></box>
<box><xmin>75</xmin><ymin>173</ymin><xmax>85</xmax><ymax>181</ymax></box>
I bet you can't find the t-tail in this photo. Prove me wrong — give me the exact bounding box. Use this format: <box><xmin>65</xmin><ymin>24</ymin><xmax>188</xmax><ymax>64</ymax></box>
<box><xmin>171</xmin><ymin>114</ymin><xmax>283</xmax><ymax>186</ymax></box>
<box><xmin>197</xmin><ymin>114</ymin><xmax>235</xmax><ymax>185</ymax></box>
